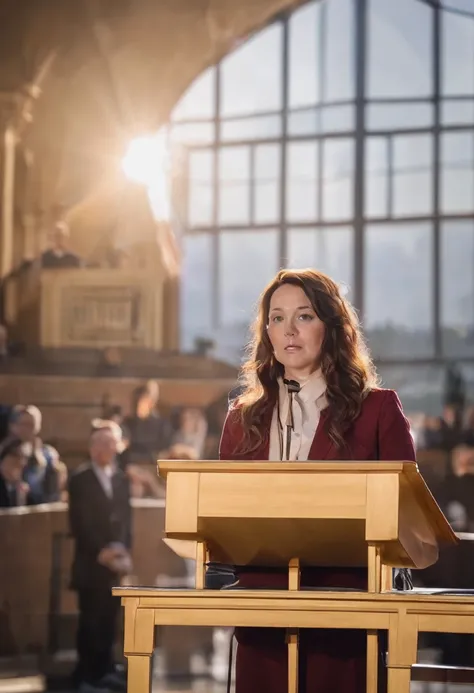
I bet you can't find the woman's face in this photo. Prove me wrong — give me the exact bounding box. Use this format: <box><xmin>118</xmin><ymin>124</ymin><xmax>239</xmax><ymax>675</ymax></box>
<box><xmin>267</xmin><ymin>283</ymin><xmax>325</xmax><ymax>381</ymax></box>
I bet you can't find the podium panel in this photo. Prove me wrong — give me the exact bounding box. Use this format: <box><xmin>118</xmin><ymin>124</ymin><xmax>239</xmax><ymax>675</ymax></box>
<box><xmin>160</xmin><ymin>461</ymin><xmax>456</xmax><ymax>571</ymax></box>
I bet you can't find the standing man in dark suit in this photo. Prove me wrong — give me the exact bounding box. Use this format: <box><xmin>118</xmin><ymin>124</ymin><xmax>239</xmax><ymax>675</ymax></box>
<box><xmin>69</xmin><ymin>425</ymin><xmax>132</xmax><ymax>693</ymax></box>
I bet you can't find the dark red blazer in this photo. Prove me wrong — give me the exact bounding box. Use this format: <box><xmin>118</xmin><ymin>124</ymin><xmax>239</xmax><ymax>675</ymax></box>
<box><xmin>220</xmin><ymin>388</ymin><xmax>416</xmax><ymax>463</ymax></box>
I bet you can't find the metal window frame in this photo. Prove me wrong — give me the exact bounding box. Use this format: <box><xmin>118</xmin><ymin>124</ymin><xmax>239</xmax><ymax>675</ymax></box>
<box><xmin>177</xmin><ymin>0</ymin><xmax>474</xmax><ymax>365</ymax></box>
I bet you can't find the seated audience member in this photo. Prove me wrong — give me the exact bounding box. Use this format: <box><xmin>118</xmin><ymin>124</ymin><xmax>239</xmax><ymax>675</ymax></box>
<box><xmin>461</xmin><ymin>406</ymin><xmax>474</xmax><ymax>448</ymax></box>
<box><xmin>0</xmin><ymin>404</ymin><xmax>12</xmax><ymax>443</ymax></box>
<box><xmin>419</xmin><ymin>444</ymin><xmax>474</xmax><ymax>667</ymax></box>
<box><xmin>419</xmin><ymin>415</ymin><xmax>448</xmax><ymax>450</ymax></box>
<box><xmin>203</xmin><ymin>395</ymin><xmax>230</xmax><ymax>460</ymax></box>
<box><xmin>41</xmin><ymin>221</ymin><xmax>82</xmax><ymax>269</ymax></box>
<box><xmin>171</xmin><ymin>407</ymin><xmax>207</xmax><ymax>457</ymax></box>
<box><xmin>0</xmin><ymin>324</ymin><xmax>8</xmax><ymax>359</ymax></box>
<box><xmin>123</xmin><ymin>381</ymin><xmax>172</xmax><ymax>465</ymax></box>
<box><xmin>101</xmin><ymin>405</ymin><xmax>130</xmax><ymax>445</ymax></box>
<box><xmin>161</xmin><ymin>443</ymin><xmax>199</xmax><ymax>461</ymax></box>
<box><xmin>0</xmin><ymin>439</ymin><xmax>29</xmax><ymax>507</ymax></box>
<box><xmin>5</xmin><ymin>405</ymin><xmax>66</xmax><ymax>504</ymax></box>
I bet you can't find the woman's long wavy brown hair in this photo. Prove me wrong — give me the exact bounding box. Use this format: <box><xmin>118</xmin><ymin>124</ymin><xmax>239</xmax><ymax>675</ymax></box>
<box><xmin>236</xmin><ymin>269</ymin><xmax>379</xmax><ymax>453</ymax></box>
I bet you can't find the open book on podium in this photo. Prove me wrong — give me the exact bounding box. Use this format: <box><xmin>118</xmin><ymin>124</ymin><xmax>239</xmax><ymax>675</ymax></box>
<box><xmin>158</xmin><ymin>461</ymin><xmax>457</xmax><ymax>693</ymax></box>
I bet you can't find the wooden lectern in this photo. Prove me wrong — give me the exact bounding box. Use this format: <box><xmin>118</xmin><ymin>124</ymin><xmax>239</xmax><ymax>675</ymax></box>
<box><xmin>113</xmin><ymin>460</ymin><xmax>457</xmax><ymax>693</ymax></box>
<box><xmin>161</xmin><ymin>461</ymin><xmax>455</xmax><ymax>692</ymax></box>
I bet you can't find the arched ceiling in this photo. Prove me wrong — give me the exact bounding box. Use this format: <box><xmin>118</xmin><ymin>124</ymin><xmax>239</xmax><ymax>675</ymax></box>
<box><xmin>0</xmin><ymin>0</ymin><xmax>307</xmax><ymax>248</ymax></box>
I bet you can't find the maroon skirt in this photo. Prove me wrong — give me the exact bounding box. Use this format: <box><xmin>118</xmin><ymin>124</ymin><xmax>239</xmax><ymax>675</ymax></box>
<box><xmin>233</xmin><ymin>567</ymin><xmax>381</xmax><ymax>693</ymax></box>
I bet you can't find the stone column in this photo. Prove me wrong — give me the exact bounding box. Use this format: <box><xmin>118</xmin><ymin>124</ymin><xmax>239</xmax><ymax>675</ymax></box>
<box><xmin>1</xmin><ymin>124</ymin><xmax>16</xmax><ymax>279</ymax></box>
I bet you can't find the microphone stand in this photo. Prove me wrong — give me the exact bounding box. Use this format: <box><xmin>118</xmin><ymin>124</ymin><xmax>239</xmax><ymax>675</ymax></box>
<box><xmin>283</xmin><ymin>379</ymin><xmax>301</xmax><ymax>461</ymax></box>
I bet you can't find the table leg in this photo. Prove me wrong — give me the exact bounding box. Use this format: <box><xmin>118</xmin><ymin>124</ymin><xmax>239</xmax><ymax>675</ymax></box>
<box><xmin>123</xmin><ymin>598</ymin><xmax>155</xmax><ymax>693</ymax></box>
<box><xmin>367</xmin><ymin>546</ymin><xmax>381</xmax><ymax>693</ymax></box>
<box><xmin>366</xmin><ymin>632</ymin><xmax>378</xmax><ymax>693</ymax></box>
<box><xmin>386</xmin><ymin>613</ymin><xmax>418</xmax><ymax>693</ymax></box>
<box><xmin>195</xmin><ymin>541</ymin><xmax>206</xmax><ymax>589</ymax></box>
<box><xmin>387</xmin><ymin>667</ymin><xmax>411</xmax><ymax>693</ymax></box>
<box><xmin>287</xmin><ymin>629</ymin><xmax>299</xmax><ymax>693</ymax></box>
<box><xmin>127</xmin><ymin>655</ymin><xmax>152</xmax><ymax>693</ymax></box>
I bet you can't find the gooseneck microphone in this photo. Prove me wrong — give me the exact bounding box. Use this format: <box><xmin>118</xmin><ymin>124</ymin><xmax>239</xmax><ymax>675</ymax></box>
<box><xmin>282</xmin><ymin>379</ymin><xmax>301</xmax><ymax>460</ymax></box>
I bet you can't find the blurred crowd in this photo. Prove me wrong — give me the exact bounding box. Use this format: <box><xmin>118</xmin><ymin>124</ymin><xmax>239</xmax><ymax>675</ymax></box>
<box><xmin>2</xmin><ymin>372</ymin><xmax>474</xmax><ymax>674</ymax></box>
<box><xmin>0</xmin><ymin>379</ymin><xmax>229</xmax><ymax>509</ymax></box>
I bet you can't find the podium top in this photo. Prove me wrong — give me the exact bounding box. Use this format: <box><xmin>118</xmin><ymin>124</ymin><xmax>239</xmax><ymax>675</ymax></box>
<box><xmin>159</xmin><ymin>460</ymin><xmax>415</xmax><ymax>476</ymax></box>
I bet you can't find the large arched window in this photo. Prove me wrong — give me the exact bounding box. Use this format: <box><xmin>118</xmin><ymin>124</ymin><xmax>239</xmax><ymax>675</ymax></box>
<box><xmin>168</xmin><ymin>0</ymin><xmax>474</xmax><ymax>409</ymax></box>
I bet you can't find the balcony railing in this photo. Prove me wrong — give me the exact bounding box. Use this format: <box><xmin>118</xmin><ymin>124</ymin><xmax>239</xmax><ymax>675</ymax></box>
<box><xmin>39</xmin><ymin>268</ymin><xmax>164</xmax><ymax>349</ymax></box>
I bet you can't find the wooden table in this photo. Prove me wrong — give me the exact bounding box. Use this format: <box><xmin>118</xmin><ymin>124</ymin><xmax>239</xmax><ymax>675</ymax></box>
<box><xmin>113</xmin><ymin>586</ymin><xmax>474</xmax><ymax>693</ymax></box>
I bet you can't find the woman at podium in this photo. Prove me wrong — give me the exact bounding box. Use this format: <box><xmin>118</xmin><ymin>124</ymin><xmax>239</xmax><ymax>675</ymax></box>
<box><xmin>219</xmin><ymin>268</ymin><xmax>416</xmax><ymax>693</ymax></box>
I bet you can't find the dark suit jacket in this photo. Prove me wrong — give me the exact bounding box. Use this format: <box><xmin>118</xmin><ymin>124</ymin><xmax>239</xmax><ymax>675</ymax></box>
<box><xmin>68</xmin><ymin>463</ymin><xmax>132</xmax><ymax>591</ymax></box>
<box><xmin>220</xmin><ymin>388</ymin><xmax>416</xmax><ymax>464</ymax></box>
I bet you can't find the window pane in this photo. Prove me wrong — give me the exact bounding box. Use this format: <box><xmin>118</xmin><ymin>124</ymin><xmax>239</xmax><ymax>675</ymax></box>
<box><xmin>188</xmin><ymin>150</ymin><xmax>214</xmax><ymax>227</ymax></box>
<box><xmin>221</xmin><ymin>115</ymin><xmax>282</xmax><ymax>141</ymax></box>
<box><xmin>443</xmin><ymin>0</ymin><xmax>474</xmax><ymax>10</ymax></box>
<box><xmin>393</xmin><ymin>134</ymin><xmax>432</xmax><ymax>216</ymax></box>
<box><xmin>286</xmin><ymin>141</ymin><xmax>318</xmax><ymax>221</ymax></box>
<box><xmin>367</xmin><ymin>103</ymin><xmax>433</xmax><ymax>131</ymax></box>
<box><xmin>368</xmin><ymin>0</ymin><xmax>432</xmax><ymax>98</ymax></box>
<box><xmin>441</xmin><ymin>220</ymin><xmax>474</xmax><ymax>357</ymax></box>
<box><xmin>289</xmin><ymin>0</ymin><xmax>354</xmax><ymax>106</ymax></box>
<box><xmin>180</xmin><ymin>234</ymin><xmax>214</xmax><ymax>350</ymax></box>
<box><xmin>220</xmin><ymin>24</ymin><xmax>282</xmax><ymax>117</ymax></box>
<box><xmin>288</xmin><ymin>105</ymin><xmax>355</xmax><ymax>137</ymax></box>
<box><xmin>441</xmin><ymin>131</ymin><xmax>474</xmax><ymax>214</ymax></box>
<box><xmin>322</xmin><ymin>139</ymin><xmax>354</xmax><ymax>221</ymax></box>
<box><xmin>441</xmin><ymin>99</ymin><xmax>474</xmax><ymax>126</ymax></box>
<box><xmin>171</xmin><ymin>122</ymin><xmax>215</xmax><ymax>146</ymax></box>
<box><xmin>321</xmin><ymin>105</ymin><xmax>355</xmax><ymax>132</ymax></box>
<box><xmin>365</xmin><ymin>137</ymin><xmax>389</xmax><ymax>218</ymax></box>
<box><xmin>219</xmin><ymin>230</ymin><xmax>279</xmax><ymax>327</ymax></box>
<box><xmin>218</xmin><ymin>147</ymin><xmax>250</xmax><ymax>225</ymax></box>
<box><xmin>172</xmin><ymin>68</ymin><xmax>216</xmax><ymax>121</ymax></box>
<box><xmin>287</xmin><ymin>227</ymin><xmax>353</xmax><ymax>296</ymax></box>
<box><xmin>377</xmin><ymin>364</ymin><xmax>445</xmax><ymax>415</ymax></box>
<box><xmin>254</xmin><ymin>144</ymin><xmax>281</xmax><ymax>224</ymax></box>
<box><xmin>442</xmin><ymin>10</ymin><xmax>474</xmax><ymax>96</ymax></box>
<box><xmin>325</xmin><ymin>0</ymin><xmax>354</xmax><ymax>100</ymax></box>
<box><xmin>289</xmin><ymin>2</ymin><xmax>320</xmax><ymax>108</ymax></box>
<box><xmin>364</xmin><ymin>223</ymin><xmax>433</xmax><ymax>358</ymax></box>
<box><xmin>288</xmin><ymin>109</ymin><xmax>319</xmax><ymax>136</ymax></box>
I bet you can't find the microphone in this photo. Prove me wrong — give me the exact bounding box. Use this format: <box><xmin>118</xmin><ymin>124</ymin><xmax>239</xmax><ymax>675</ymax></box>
<box><xmin>282</xmin><ymin>379</ymin><xmax>300</xmax><ymax>460</ymax></box>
